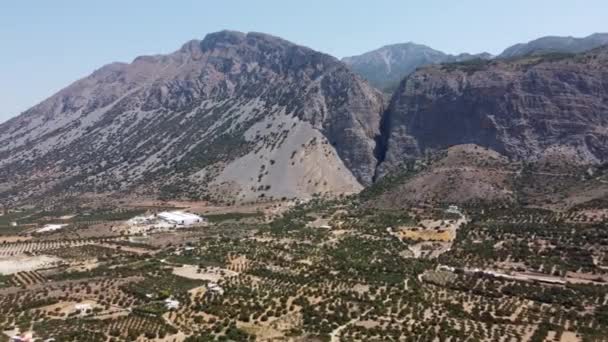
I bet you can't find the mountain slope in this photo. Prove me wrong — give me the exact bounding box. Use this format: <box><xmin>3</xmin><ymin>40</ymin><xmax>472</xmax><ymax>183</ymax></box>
<box><xmin>366</xmin><ymin>144</ymin><xmax>608</xmax><ymax>209</ymax></box>
<box><xmin>499</xmin><ymin>33</ymin><xmax>608</xmax><ymax>58</ymax></box>
<box><xmin>0</xmin><ymin>31</ymin><xmax>384</xmax><ymax>205</ymax></box>
<box><xmin>378</xmin><ymin>47</ymin><xmax>608</xmax><ymax>177</ymax></box>
<box><xmin>342</xmin><ymin>43</ymin><xmax>491</xmax><ymax>92</ymax></box>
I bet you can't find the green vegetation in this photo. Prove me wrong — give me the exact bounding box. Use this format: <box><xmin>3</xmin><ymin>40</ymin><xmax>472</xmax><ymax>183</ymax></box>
<box><xmin>205</xmin><ymin>211</ymin><xmax>264</xmax><ymax>223</ymax></box>
<box><xmin>1</xmin><ymin>184</ymin><xmax>608</xmax><ymax>340</ymax></box>
<box><xmin>122</xmin><ymin>269</ymin><xmax>203</xmax><ymax>300</ymax></box>
<box><xmin>441</xmin><ymin>58</ymin><xmax>494</xmax><ymax>74</ymax></box>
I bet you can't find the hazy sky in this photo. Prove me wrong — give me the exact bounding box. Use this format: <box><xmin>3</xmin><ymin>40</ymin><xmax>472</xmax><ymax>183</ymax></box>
<box><xmin>1</xmin><ymin>0</ymin><xmax>607</xmax><ymax>122</ymax></box>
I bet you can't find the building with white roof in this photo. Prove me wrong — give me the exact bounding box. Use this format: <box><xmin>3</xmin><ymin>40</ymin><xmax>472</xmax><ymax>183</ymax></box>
<box><xmin>165</xmin><ymin>298</ymin><xmax>180</xmax><ymax>310</ymax></box>
<box><xmin>208</xmin><ymin>282</ymin><xmax>224</xmax><ymax>295</ymax></box>
<box><xmin>157</xmin><ymin>211</ymin><xmax>204</xmax><ymax>226</ymax></box>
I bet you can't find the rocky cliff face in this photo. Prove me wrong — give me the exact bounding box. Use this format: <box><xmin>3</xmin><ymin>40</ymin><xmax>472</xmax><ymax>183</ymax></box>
<box><xmin>379</xmin><ymin>47</ymin><xmax>608</xmax><ymax>176</ymax></box>
<box><xmin>499</xmin><ymin>33</ymin><xmax>608</xmax><ymax>59</ymax></box>
<box><xmin>342</xmin><ymin>43</ymin><xmax>491</xmax><ymax>93</ymax></box>
<box><xmin>0</xmin><ymin>31</ymin><xmax>384</xmax><ymax>205</ymax></box>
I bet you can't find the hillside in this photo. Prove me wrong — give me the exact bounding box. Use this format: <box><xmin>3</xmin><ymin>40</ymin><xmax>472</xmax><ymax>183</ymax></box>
<box><xmin>365</xmin><ymin>144</ymin><xmax>608</xmax><ymax>210</ymax></box>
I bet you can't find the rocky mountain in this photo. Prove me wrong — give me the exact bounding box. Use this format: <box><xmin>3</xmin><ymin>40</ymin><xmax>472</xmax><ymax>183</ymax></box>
<box><xmin>378</xmin><ymin>46</ymin><xmax>608</xmax><ymax>177</ymax></box>
<box><xmin>0</xmin><ymin>30</ymin><xmax>384</xmax><ymax>206</ymax></box>
<box><xmin>499</xmin><ymin>33</ymin><xmax>608</xmax><ymax>59</ymax></box>
<box><xmin>342</xmin><ymin>43</ymin><xmax>492</xmax><ymax>93</ymax></box>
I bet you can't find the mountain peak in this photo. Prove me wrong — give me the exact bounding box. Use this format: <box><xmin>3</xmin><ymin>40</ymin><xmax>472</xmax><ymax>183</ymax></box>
<box><xmin>342</xmin><ymin>43</ymin><xmax>490</xmax><ymax>92</ymax></box>
<box><xmin>200</xmin><ymin>30</ymin><xmax>247</xmax><ymax>51</ymax></box>
<box><xmin>378</xmin><ymin>41</ymin><xmax>430</xmax><ymax>50</ymax></box>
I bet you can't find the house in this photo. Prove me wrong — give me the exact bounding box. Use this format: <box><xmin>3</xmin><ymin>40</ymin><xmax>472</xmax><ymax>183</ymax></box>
<box><xmin>208</xmin><ymin>282</ymin><xmax>225</xmax><ymax>295</ymax></box>
<box><xmin>74</xmin><ymin>303</ymin><xmax>92</xmax><ymax>314</ymax></box>
<box><xmin>10</xmin><ymin>333</ymin><xmax>33</xmax><ymax>342</ymax></box>
<box><xmin>164</xmin><ymin>298</ymin><xmax>180</xmax><ymax>310</ymax></box>
<box><xmin>446</xmin><ymin>205</ymin><xmax>461</xmax><ymax>215</ymax></box>
<box><xmin>437</xmin><ymin>265</ymin><xmax>455</xmax><ymax>273</ymax></box>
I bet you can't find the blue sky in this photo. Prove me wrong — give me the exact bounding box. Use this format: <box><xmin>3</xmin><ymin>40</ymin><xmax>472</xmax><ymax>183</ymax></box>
<box><xmin>1</xmin><ymin>0</ymin><xmax>607</xmax><ymax>122</ymax></box>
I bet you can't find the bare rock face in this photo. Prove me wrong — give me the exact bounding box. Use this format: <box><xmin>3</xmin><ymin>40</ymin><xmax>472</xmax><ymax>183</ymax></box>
<box><xmin>378</xmin><ymin>47</ymin><xmax>608</xmax><ymax>177</ymax></box>
<box><xmin>0</xmin><ymin>31</ymin><xmax>384</xmax><ymax>205</ymax></box>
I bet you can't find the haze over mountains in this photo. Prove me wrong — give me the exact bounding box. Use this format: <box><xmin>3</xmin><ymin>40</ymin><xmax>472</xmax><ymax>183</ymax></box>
<box><xmin>1</xmin><ymin>31</ymin><xmax>607</xmax><ymax>206</ymax></box>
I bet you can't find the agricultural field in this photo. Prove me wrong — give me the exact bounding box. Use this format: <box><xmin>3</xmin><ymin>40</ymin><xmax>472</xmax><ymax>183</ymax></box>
<box><xmin>0</xmin><ymin>198</ymin><xmax>607</xmax><ymax>341</ymax></box>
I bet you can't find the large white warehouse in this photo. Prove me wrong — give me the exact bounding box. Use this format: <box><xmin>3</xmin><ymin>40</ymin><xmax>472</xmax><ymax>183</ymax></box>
<box><xmin>157</xmin><ymin>211</ymin><xmax>205</xmax><ymax>226</ymax></box>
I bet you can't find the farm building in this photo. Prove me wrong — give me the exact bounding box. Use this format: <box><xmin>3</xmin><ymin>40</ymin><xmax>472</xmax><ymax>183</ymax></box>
<box><xmin>157</xmin><ymin>211</ymin><xmax>205</xmax><ymax>226</ymax></box>
<box><xmin>165</xmin><ymin>298</ymin><xmax>180</xmax><ymax>310</ymax></box>
<box><xmin>10</xmin><ymin>332</ymin><xmax>33</xmax><ymax>342</ymax></box>
<box><xmin>36</xmin><ymin>224</ymin><xmax>68</xmax><ymax>233</ymax></box>
<box><xmin>446</xmin><ymin>205</ymin><xmax>461</xmax><ymax>215</ymax></box>
<box><xmin>126</xmin><ymin>210</ymin><xmax>207</xmax><ymax>233</ymax></box>
<box><xmin>208</xmin><ymin>282</ymin><xmax>224</xmax><ymax>295</ymax></box>
<box><xmin>74</xmin><ymin>303</ymin><xmax>92</xmax><ymax>314</ymax></box>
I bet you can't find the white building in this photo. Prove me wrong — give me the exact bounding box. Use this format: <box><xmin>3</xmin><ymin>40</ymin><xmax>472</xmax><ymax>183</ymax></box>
<box><xmin>208</xmin><ymin>282</ymin><xmax>224</xmax><ymax>295</ymax></box>
<box><xmin>158</xmin><ymin>211</ymin><xmax>205</xmax><ymax>226</ymax></box>
<box><xmin>37</xmin><ymin>224</ymin><xmax>68</xmax><ymax>233</ymax></box>
<box><xmin>446</xmin><ymin>205</ymin><xmax>461</xmax><ymax>215</ymax></box>
<box><xmin>125</xmin><ymin>210</ymin><xmax>207</xmax><ymax>234</ymax></box>
<box><xmin>74</xmin><ymin>303</ymin><xmax>92</xmax><ymax>314</ymax></box>
<box><xmin>165</xmin><ymin>298</ymin><xmax>180</xmax><ymax>310</ymax></box>
<box><xmin>10</xmin><ymin>333</ymin><xmax>33</xmax><ymax>342</ymax></box>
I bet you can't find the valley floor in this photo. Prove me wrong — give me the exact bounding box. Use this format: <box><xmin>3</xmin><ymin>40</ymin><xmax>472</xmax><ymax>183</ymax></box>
<box><xmin>0</xmin><ymin>198</ymin><xmax>607</xmax><ymax>341</ymax></box>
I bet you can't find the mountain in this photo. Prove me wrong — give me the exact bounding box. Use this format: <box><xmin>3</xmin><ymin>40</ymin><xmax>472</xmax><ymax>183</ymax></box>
<box><xmin>0</xmin><ymin>31</ymin><xmax>384</xmax><ymax>206</ymax></box>
<box><xmin>342</xmin><ymin>43</ymin><xmax>492</xmax><ymax>93</ymax></box>
<box><xmin>499</xmin><ymin>33</ymin><xmax>608</xmax><ymax>58</ymax></box>
<box><xmin>377</xmin><ymin>46</ymin><xmax>608</xmax><ymax>178</ymax></box>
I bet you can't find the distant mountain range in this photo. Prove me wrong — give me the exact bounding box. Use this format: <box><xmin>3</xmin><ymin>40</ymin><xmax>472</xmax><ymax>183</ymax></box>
<box><xmin>342</xmin><ymin>33</ymin><xmax>608</xmax><ymax>93</ymax></box>
<box><xmin>499</xmin><ymin>32</ymin><xmax>608</xmax><ymax>59</ymax></box>
<box><xmin>342</xmin><ymin>43</ymin><xmax>492</xmax><ymax>93</ymax></box>
<box><xmin>1</xmin><ymin>31</ymin><xmax>608</xmax><ymax>206</ymax></box>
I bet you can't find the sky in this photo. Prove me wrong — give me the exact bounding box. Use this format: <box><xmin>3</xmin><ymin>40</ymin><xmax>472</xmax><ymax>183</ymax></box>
<box><xmin>1</xmin><ymin>0</ymin><xmax>607</xmax><ymax>122</ymax></box>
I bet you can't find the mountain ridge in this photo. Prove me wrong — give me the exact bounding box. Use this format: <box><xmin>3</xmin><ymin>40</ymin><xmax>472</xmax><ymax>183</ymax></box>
<box><xmin>499</xmin><ymin>32</ymin><xmax>608</xmax><ymax>58</ymax></box>
<box><xmin>3</xmin><ymin>31</ymin><xmax>608</xmax><ymax>206</ymax></box>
